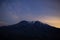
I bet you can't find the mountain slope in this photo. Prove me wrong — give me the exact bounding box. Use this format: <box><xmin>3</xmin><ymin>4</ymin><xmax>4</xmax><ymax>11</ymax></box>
<box><xmin>0</xmin><ymin>21</ymin><xmax>60</xmax><ymax>40</ymax></box>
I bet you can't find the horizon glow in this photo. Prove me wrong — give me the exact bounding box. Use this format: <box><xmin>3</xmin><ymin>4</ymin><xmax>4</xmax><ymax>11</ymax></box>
<box><xmin>0</xmin><ymin>0</ymin><xmax>60</xmax><ymax>28</ymax></box>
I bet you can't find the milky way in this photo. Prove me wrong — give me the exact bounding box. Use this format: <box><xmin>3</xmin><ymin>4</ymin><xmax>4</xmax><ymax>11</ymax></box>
<box><xmin>0</xmin><ymin>0</ymin><xmax>60</xmax><ymax>28</ymax></box>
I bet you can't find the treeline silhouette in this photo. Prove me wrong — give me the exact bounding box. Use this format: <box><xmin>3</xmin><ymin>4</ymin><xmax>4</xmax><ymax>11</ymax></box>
<box><xmin>0</xmin><ymin>20</ymin><xmax>60</xmax><ymax>40</ymax></box>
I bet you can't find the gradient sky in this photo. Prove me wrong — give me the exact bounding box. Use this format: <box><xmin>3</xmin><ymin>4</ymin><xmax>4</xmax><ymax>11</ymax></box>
<box><xmin>0</xmin><ymin>0</ymin><xmax>60</xmax><ymax>28</ymax></box>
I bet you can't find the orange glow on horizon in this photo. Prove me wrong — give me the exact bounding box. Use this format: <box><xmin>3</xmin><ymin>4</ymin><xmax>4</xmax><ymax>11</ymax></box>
<box><xmin>39</xmin><ymin>16</ymin><xmax>60</xmax><ymax>28</ymax></box>
<box><xmin>0</xmin><ymin>21</ymin><xmax>8</xmax><ymax>26</ymax></box>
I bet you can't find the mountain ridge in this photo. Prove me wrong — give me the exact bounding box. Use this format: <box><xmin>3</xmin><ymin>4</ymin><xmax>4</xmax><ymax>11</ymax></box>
<box><xmin>0</xmin><ymin>20</ymin><xmax>60</xmax><ymax>40</ymax></box>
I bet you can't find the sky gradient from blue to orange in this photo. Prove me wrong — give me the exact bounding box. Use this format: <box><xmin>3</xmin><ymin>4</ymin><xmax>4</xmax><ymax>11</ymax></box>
<box><xmin>0</xmin><ymin>0</ymin><xmax>60</xmax><ymax>28</ymax></box>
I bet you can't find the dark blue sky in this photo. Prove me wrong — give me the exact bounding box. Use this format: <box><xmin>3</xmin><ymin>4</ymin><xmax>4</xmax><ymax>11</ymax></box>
<box><xmin>0</xmin><ymin>0</ymin><xmax>60</xmax><ymax>28</ymax></box>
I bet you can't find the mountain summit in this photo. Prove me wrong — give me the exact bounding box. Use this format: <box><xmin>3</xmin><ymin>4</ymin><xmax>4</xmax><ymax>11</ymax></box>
<box><xmin>0</xmin><ymin>20</ymin><xmax>60</xmax><ymax>40</ymax></box>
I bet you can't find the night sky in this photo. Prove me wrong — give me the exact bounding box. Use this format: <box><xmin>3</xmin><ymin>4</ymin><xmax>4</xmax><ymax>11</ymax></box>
<box><xmin>0</xmin><ymin>0</ymin><xmax>60</xmax><ymax>28</ymax></box>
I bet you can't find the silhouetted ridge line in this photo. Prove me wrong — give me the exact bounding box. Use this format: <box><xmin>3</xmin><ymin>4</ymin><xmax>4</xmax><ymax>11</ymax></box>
<box><xmin>0</xmin><ymin>20</ymin><xmax>60</xmax><ymax>40</ymax></box>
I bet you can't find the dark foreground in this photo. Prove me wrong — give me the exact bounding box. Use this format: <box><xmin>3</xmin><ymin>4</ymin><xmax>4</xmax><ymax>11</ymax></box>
<box><xmin>0</xmin><ymin>21</ymin><xmax>60</xmax><ymax>40</ymax></box>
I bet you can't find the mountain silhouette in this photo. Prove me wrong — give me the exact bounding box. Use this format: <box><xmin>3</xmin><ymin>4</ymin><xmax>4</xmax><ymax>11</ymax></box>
<box><xmin>0</xmin><ymin>20</ymin><xmax>60</xmax><ymax>40</ymax></box>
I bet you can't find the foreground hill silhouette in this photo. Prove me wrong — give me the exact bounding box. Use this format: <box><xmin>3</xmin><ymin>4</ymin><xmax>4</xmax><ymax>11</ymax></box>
<box><xmin>0</xmin><ymin>20</ymin><xmax>60</xmax><ymax>40</ymax></box>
